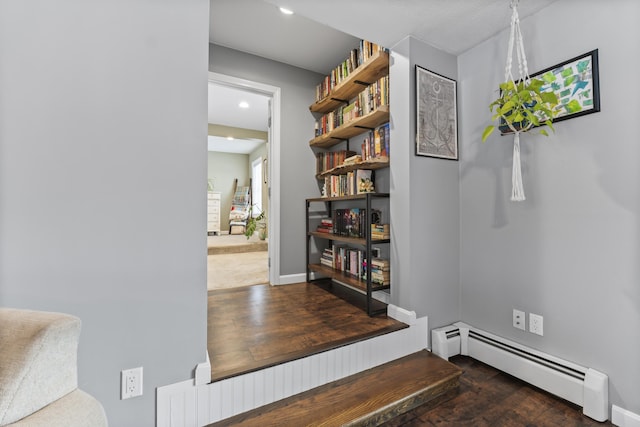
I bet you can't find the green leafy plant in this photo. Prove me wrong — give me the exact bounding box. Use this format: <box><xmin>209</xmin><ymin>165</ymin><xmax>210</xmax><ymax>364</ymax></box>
<box><xmin>482</xmin><ymin>78</ymin><xmax>560</xmax><ymax>142</ymax></box>
<box><xmin>244</xmin><ymin>208</ymin><xmax>266</xmax><ymax>240</ymax></box>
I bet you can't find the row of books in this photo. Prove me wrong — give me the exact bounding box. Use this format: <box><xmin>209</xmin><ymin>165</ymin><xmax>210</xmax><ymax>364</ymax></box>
<box><xmin>316</xmin><ymin>219</ymin><xmax>388</xmax><ymax>242</ymax></box>
<box><xmin>320</xmin><ymin>245</ymin><xmax>390</xmax><ymax>286</ymax></box>
<box><xmin>334</xmin><ymin>208</ymin><xmax>367</xmax><ymax>238</ymax></box>
<box><xmin>332</xmin><ymin>207</ymin><xmax>381</xmax><ymax>238</ymax></box>
<box><xmin>315</xmin><ymin>150</ymin><xmax>356</xmax><ymax>176</ymax></box>
<box><xmin>314</xmin><ymin>40</ymin><xmax>387</xmax><ymax>103</ymax></box>
<box><xmin>362</xmin><ymin>123</ymin><xmax>390</xmax><ymax>161</ymax></box>
<box><xmin>321</xmin><ymin>246</ymin><xmax>366</xmax><ymax>279</ymax></box>
<box><xmin>314</xmin><ymin>75</ymin><xmax>389</xmax><ymax>137</ymax></box>
<box><xmin>322</xmin><ymin>170</ymin><xmax>374</xmax><ymax>198</ymax></box>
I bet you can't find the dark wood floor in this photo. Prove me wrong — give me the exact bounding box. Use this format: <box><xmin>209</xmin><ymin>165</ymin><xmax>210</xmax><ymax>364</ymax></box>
<box><xmin>208</xmin><ymin>350</ymin><xmax>462</xmax><ymax>427</ymax></box>
<box><xmin>207</xmin><ymin>282</ymin><xmax>407</xmax><ymax>381</ymax></box>
<box><xmin>207</xmin><ymin>284</ymin><xmax>612</xmax><ymax>426</ymax></box>
<box><xmin>397</xmin><ymin>355</ymin><xmax>613</xmax><ymax>427</ymax></box>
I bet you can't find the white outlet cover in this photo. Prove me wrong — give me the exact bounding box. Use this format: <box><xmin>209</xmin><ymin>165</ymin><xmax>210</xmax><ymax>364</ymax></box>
<box><xmin>529</xmin><ymin>313</ymin><xmax>544</xmax><ymax>336</ymax></box>
<box><xmin>513</xmin><ymin>309</ymin><xmax>525</xmax><ymax>331</ymax></box>
<box><xmin>121</xmin><ymin>367</ymin><xmax>143</xmax><ymax>399</ymax></box>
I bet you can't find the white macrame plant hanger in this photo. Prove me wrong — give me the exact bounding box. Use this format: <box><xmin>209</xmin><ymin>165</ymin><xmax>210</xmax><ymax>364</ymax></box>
<box><xmin>504</xmin><ymin>0</ymin><xmax>532</xmax><ymax>201</ymax></box>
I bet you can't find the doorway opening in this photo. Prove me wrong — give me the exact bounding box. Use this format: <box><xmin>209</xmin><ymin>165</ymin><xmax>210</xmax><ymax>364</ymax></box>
<box><xmin>207</xmin><ymin>73</ymin><xmax>281</xmax><ymax>289</ymax></box>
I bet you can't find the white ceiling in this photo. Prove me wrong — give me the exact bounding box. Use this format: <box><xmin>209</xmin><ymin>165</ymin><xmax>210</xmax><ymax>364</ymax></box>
<box><xmin>208</xmin><ymin>83</ymin><xmax>269</xmax><ymax>132</ymax></box>
<box><xmin>210</xmin><ymin>0</ymin><xmax>359</xmax><ymax>75</ymax></box>
<box><xmin>208</xmin><ymin>0</ymin><xmax>561</xmax><ymax>152</ymax></box>
<box><xmin>207</xmin><ymin>135</ymin><xmax>265</xmax><ymax>154</ymax></box>
<box><xmin>207</xmin><ymin>82</ymin><xmax>269</xmax><ymax>153</ymax></box>
<box><xmin>211</xmin><ymin>0</ymin><xmax>561</xmax><ymax>73</ymax></box>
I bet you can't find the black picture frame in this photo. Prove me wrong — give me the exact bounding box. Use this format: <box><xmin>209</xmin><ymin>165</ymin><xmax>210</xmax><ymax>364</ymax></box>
<box><xmin>500</xmin><ymin>49</ymin><xmax>600</xmax><ymax>133</ymax></box>
<box><xmin>415</xmin><ymin>65</ymin><xmax>458</xmax><ymax>160</ymax></box>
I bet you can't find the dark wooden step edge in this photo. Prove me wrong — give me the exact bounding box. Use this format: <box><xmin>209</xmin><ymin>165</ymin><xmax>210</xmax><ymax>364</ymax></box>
<box><xmin>208</xmin><ymin>350</ymin><xmax>462</xmax><ymax>427</ymax></box>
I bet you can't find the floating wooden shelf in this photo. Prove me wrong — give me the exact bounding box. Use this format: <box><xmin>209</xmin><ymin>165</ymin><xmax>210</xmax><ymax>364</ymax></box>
<box><xmin>308</xmin><ymin>263</ymin><xmax>390</xmax><ymax>294</ymax></box>
<box><xmin>309</xmin><ymin>51</ymin><xmax>390</xmax><ymax>114</ymax></box>
<box><xmin>308</xmin><ymin>231</ymin><xmax>390</xmax><ymax>245</ymax></box>
<box><xmin>309</xmin><ymin>106</ymin><xmax>390</xmax><ymax>149</ymax></box>
<box><xmin>316</xmin><ymin>158</ymin><xmax>389</xmax><ymax>179</ymax></box>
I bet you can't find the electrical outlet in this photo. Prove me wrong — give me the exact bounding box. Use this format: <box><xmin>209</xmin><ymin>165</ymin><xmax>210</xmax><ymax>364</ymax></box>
<box><xmin>121</xmin><ymin>367</ymin><xmax>143</xmax><ymax>399</ymax></box>
<box><xmin>513</xmin><ymin>309</ymin><xmax>525</xmax><ymax>330</ymax></box>
<box><xmin>529</xmin><ymin>313</ymin><xmax>544</xmax><ymax>336</ymax></box>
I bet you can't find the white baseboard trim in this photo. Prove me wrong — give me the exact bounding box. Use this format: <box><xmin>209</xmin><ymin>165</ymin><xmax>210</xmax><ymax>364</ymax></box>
<box><xmin>613</xmin><ymin>405</ymin><xmax>640</xmax><ymax>427</ymax></box>
<box><xmin>433</xmin><ymin>322</ymin><xmax>609</xmax><ymax>422</ymax></box>
<box><xmin>387</xmin><ymin>304</ymin><xmax>417</xmax><ymax>325</ymax></box>
<box><xmin>278</xmin><ymin>273</ymin><xmax>307</xmax><ymax>285</ymax></box>
<box><xmin>194</xmin><ymin>352</ymin><xmax>211</xmax><ymax>386</ymax></box>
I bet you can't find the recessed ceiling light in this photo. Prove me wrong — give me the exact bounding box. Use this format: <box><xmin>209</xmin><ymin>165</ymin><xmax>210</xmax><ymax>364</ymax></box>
<box><xmin>238</xmin><ymin>101</ymin><xmax>249</xmax><ymax>109</ymax></box>
<box><xmin>227</xmin><ymin>136</ymin><xmax>234</xmax><ymax>141</ymax></box>
<box><xmin>279</xmin><ymin>7</ymin><xmax>294</xmax><ymax>15</ymax></box>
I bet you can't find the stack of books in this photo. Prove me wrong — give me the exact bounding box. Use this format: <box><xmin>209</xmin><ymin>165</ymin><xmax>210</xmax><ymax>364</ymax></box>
<box><xmin>316</xmin><ymin>218</ymin><xmax>333</xmax><ymax>234</ymax></box>
<box><xmin>343</xmin><ymin>154</ymin><xmax>362</xmax><ymax>165</ymax></box>
<box><xmin>371</xmin><ymin>224</ymin><xmax>390</xmax><ymax>240</ymax></box>
<box><xmin>320</xmin><ymin>247</ymin><xmax>334</xmax><ymax>268</ymax></box>
<box><xmin>370</xmin><ymin>258</ymin><xmax>390</xmax><ymax>286</ymax></box>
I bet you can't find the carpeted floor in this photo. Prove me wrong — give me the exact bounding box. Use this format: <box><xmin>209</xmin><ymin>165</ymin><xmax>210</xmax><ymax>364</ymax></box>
<box><xmin>207</xmin><ymin>234</ymin><xmax>268</xmax><ymax>255</ymax></box>
<box><xmin>207</xmin><ymin>234</ymin><xmax>269</xmax><ymax>290</ymax></box>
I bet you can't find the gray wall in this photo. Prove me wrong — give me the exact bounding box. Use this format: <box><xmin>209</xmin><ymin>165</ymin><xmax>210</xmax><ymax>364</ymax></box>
<box><xmin>208</xmin><ymin>151</ymin><xmax>250</xmax><ymax>231</ymax></box>
<box><xmin>209</xmin><ymin>44</ymin><xmax>323</xmax><ymax>275</ymax></box>
<box><xmin>0</xmin><ymin>1</ymin><xmax>209</xmax><ymax>426</ymax></box>
<box><xmin>458</xmin><ymin>0</ymin><xmax>640</xmax><ymax>414</ymax></box>
<box><xmin>389</xmin><ymin>37</ymin><xmax>461</xmax><ymax>329</ymax></box>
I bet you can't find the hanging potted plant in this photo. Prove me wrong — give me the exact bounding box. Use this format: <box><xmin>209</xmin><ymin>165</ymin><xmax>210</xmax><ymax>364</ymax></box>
<box><xmin>482</xmin><ymin>77</ymin><xmax>559</xmax><ymax>142</ymax></box>
<box><xmin>481</xmin><ymin>0</ymin><xmax>560</xmax><ymax>201</ymax></box>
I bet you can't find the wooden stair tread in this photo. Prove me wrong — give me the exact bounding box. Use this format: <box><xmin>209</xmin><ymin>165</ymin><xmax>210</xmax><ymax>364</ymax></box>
<box><xmin>208</xmin><ymin>350</ymin><xmax>462</xmax><ymax>427</ymax></box>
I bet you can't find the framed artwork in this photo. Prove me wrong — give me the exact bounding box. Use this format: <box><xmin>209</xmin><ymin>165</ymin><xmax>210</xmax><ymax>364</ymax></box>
<box><xmin>500</xmin><ymin>49</ymin><xmax>600</xmax><ymax>133</ymax></box>
<box><xmin>535</xmin><ymin>49</ymin><xmax>600</xmax><ymax>122</ymax></box>
<box><xmin>415</xmin><ymin>65</ymin><xmax>458</xmax><ymax>160</ymax></box>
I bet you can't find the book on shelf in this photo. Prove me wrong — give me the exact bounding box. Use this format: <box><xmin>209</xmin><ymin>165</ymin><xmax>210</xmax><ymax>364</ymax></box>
<box><xmin>314</xmin><ymin>40</ymin><xmax>388</xmax><ymax>103</ymax></box>
<box><xmin>316</xmin><ymin>150</ymin><xmax>356</xmax><ymax>175</ymax></box>
<box><xmin>371</xmin><ymin>224</ymin><xmax>390</xmax><ymax>240</ymax></box>
<box><xmin>334</xmin><ymin>208</ymin><xmax>364</xmax><ymax>238</ymax></box>
<box><xmin>323</xmin><ymin>169</ymin><xmax>375</xmax><ymax>198</ymax></box>
<box><xmin>361</xmin><ymin>122</ymin><xmax>390</xmax><ymax>162</ymax></box>
<box><xmin>316</xmin><ymin>218</ymin><xmax>334</xmax><ymax>234</ymax></box>
<box><xmin>314</xmin><ymin>75</ymin><xmax>389</xmax><ymax>137</ymax></box>
<box><xmin>370</xmin><ymin>258</ymin><xmax>390</xmax><ymax>285</ymax></box>
<box><xmin>320</xmin><ymin>245</ymin><xmax>390</xmax><ymax>286</ymax></box>
<box><xmin>343</xmin><ymin>154</ymin><xmax>362</xmax><ymax>165</ymax></box>
<box><xmin>356</xmin><ymin>169</ymin><xmax>374</xmax><ymax>194</ymax></box>
<box><xmin>330</xmin><ymin>244</ymin><xmax>367</xmax><ymax>280</ymax></box>
<box><xmin>371</xmin><ymin>257</ymin><xmax>390</xmax><ymax>270</ymax></box>
<box><xmin>320</xmin><ymin>247</ymin><xmax>335</xmax><ymax>268</ymax></box>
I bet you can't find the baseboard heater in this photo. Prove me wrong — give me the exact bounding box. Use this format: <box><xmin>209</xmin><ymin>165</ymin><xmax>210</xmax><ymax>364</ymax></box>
<box><xmin>432</xmin><ymin>322</ymin><xmax>609</xmax><ymax>422</ymax></box>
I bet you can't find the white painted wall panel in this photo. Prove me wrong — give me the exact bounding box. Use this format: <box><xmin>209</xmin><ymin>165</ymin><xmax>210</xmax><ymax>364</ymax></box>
<box><xmin>158</xmin><ymin>316</ymin><xmax>428</xmax><ymax>426</ymax></box>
